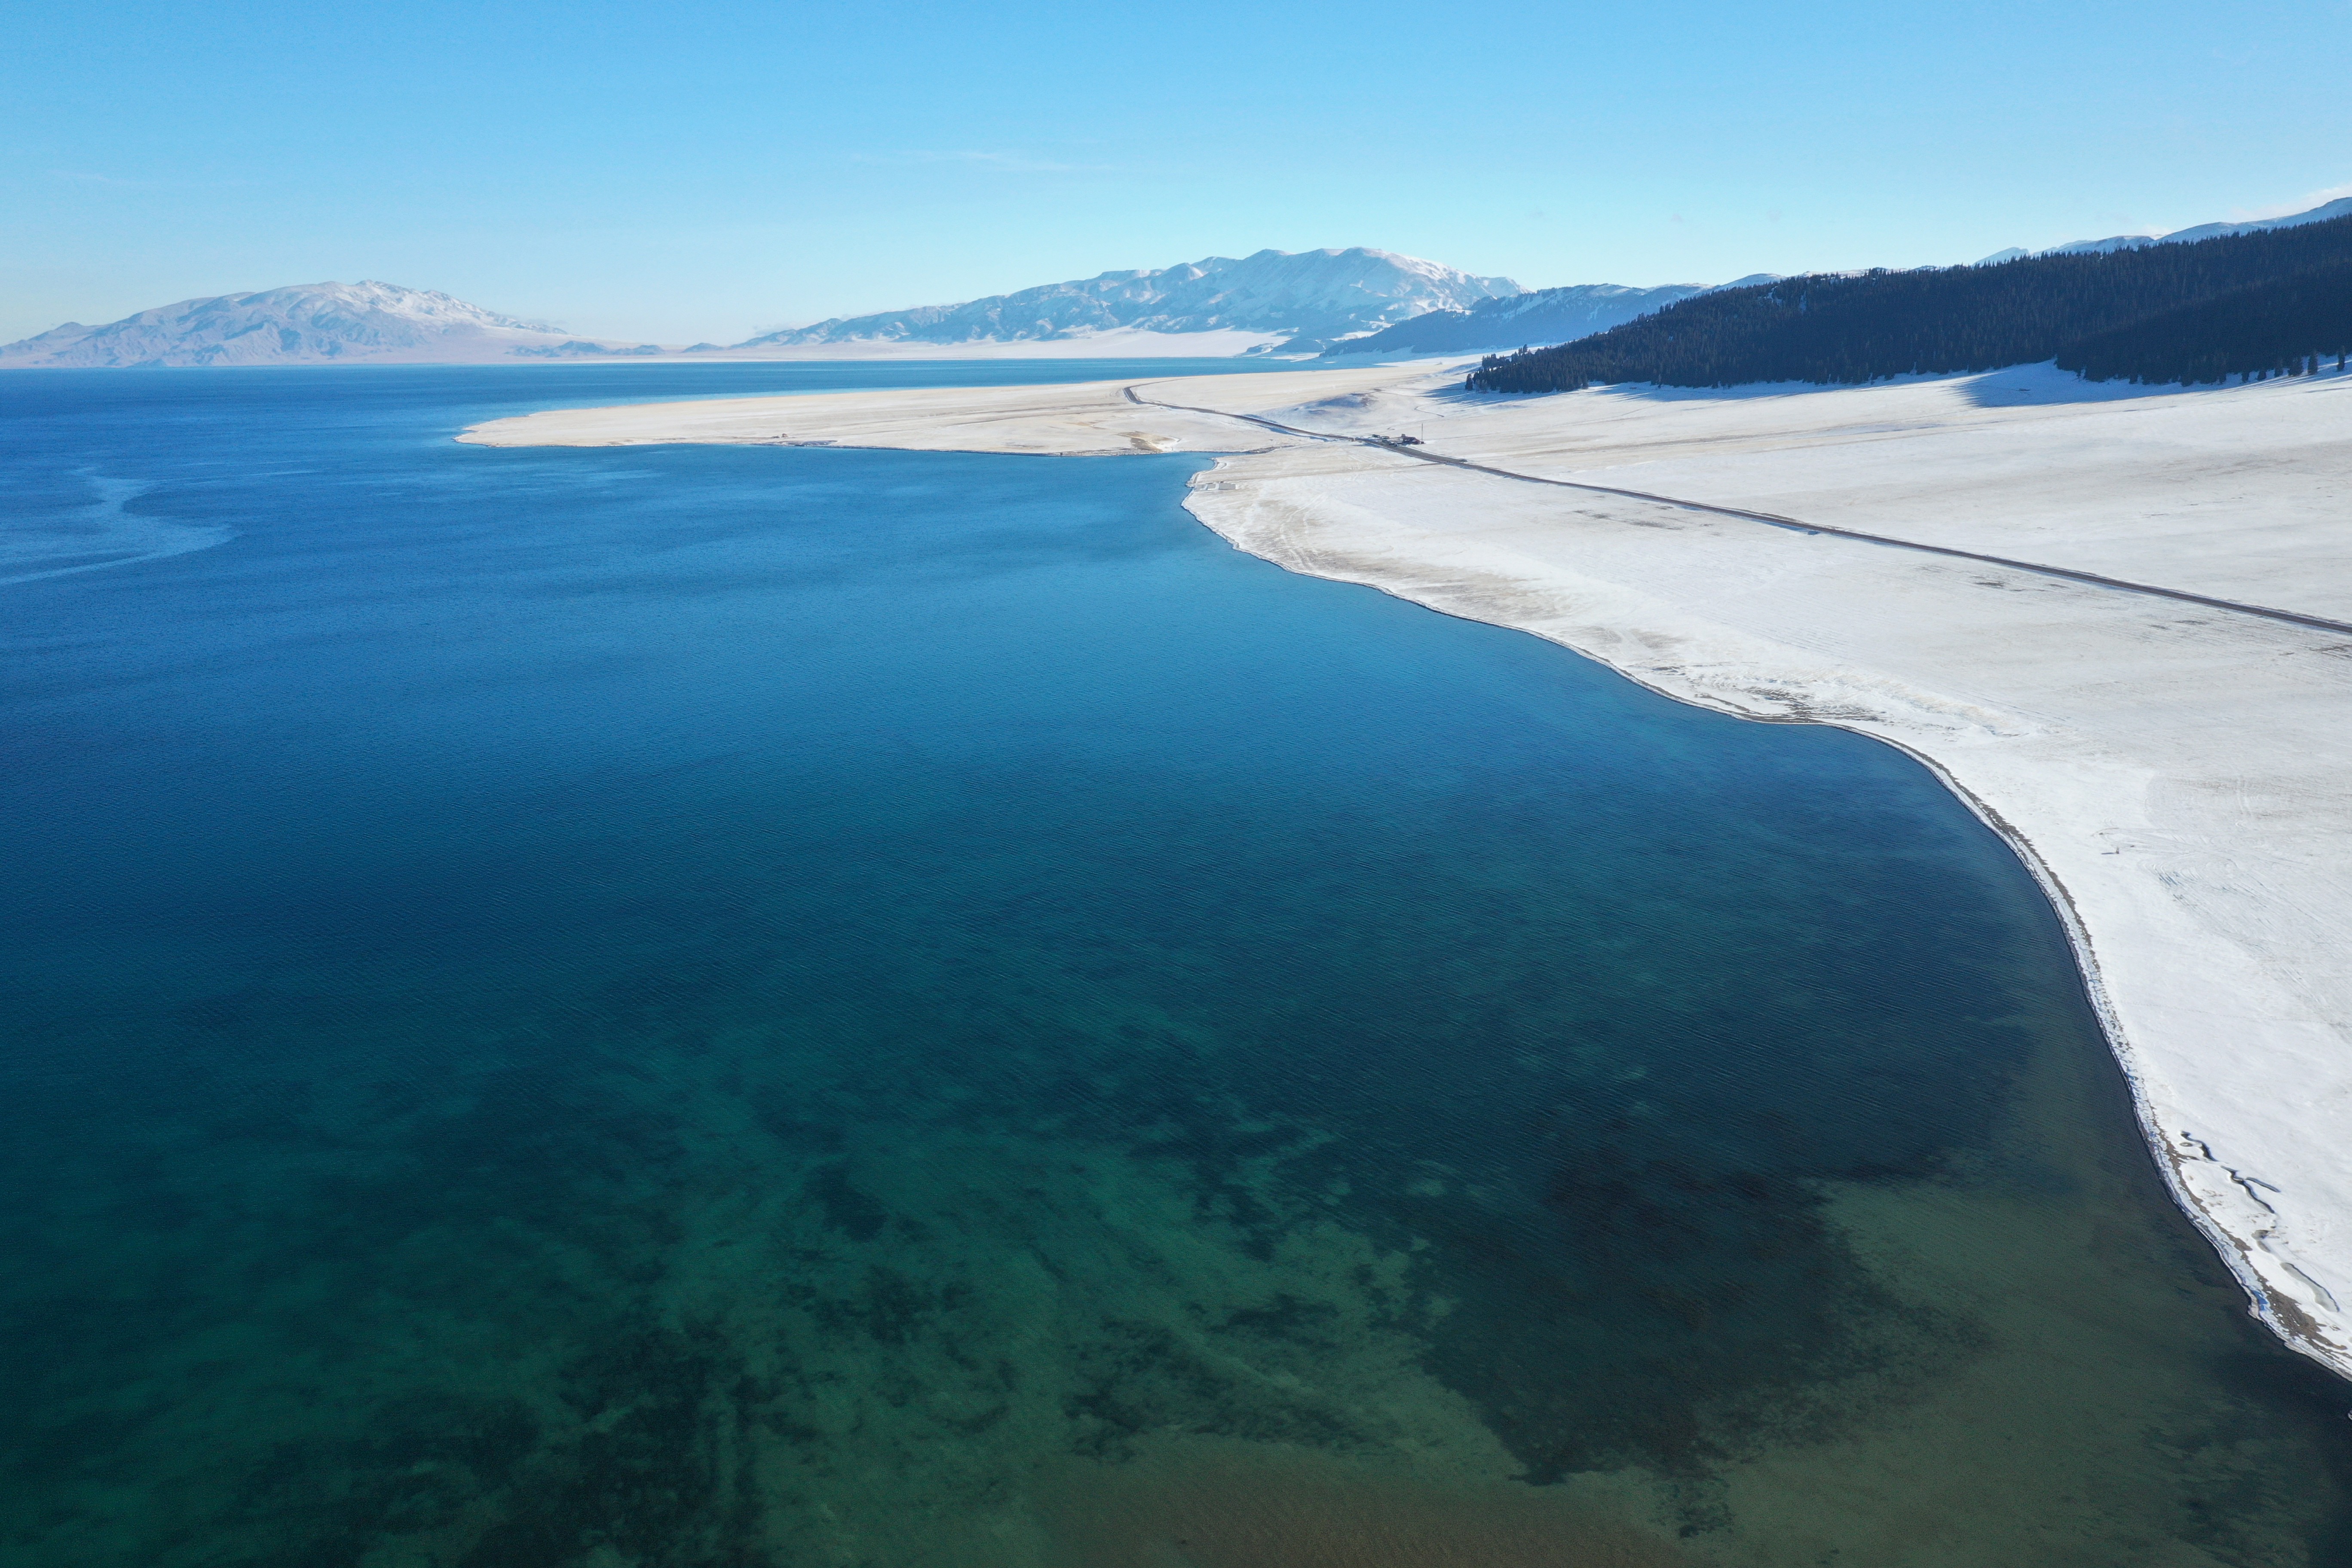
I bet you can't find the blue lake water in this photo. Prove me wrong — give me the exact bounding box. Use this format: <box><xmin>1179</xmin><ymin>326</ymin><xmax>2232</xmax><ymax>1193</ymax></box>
<box><xmin>2</xmin><ymin>363</ymin><xmax>2347</xmax><ymax>1567</ymax></box>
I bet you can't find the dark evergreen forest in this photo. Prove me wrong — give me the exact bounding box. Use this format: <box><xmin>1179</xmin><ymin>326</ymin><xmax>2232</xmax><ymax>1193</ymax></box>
<box><xmin>1467</xmin><ymin>216</ymin><xmax>2352</xmax><ymax>393</ymax></box>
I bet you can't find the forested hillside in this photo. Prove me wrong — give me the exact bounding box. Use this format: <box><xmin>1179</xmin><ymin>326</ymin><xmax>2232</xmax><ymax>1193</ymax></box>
<box><xmin>2056</xmin><ymin>264</ymin><xmax>2352</xmax><ymax>385</ymax></box>
<box><xmin>1468</xmin><ymin>216</ymin><xmax>2352</xmax><ymax>392</ymax></box>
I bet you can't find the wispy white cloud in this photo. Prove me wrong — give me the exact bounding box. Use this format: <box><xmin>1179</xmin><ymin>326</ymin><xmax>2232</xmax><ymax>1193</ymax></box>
<box><xmin>49</xmin><ymin>168</ymin><xmax>251</xmax><ymax>190</ymax></box>
<box><xmin>850</xmin><ymin>149</ymin><xmax>1111</xmax><ymax>175</ymax></box>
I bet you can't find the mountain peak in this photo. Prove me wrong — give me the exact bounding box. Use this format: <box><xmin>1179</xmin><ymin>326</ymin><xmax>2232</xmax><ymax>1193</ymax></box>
<box><xmin>0</xmin><ymin>280</ymin><xmax>588</xmax><ymax>367</ymax></box>
<box><xmin>739</xmin><ymin>248</ymin><xmax>1524</xmax><ymax>356</ymax></box>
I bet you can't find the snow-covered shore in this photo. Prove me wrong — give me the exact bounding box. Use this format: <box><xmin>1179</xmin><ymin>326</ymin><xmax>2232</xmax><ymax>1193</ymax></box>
<box><xmin>463</xmin><ymin>361</ymin><xmax>2352</xmax><ymax>1380</ymax></box>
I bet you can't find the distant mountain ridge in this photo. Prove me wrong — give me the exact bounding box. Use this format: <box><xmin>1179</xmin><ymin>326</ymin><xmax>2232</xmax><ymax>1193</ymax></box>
<box><xmin>1976</xmin><ymin>196</ymin><xmax>2352</xmax><ymax>266</ymax></box>
<box><xmin>0</xmin><ymin>281</ymin><xmax>631</xmax><ymax>368</ymax></box>
<box><xmin>22</xmin><ymin>205</ymin><xmax>2342</xmax><ymax>370</ymax></box>
<box><xmin>1473</xmin><ymin>213</ymin><xmax>2352</xmax><ymax>393</ymax></box>
<box><xmin>743</xmin><ymin>248</ymin><xmax>1523</xmax><ymax>356</ymax></box>
<box><xmin>1</xmin><ymin>251</ymin><xmax>1524</xmax><ymax>367</ymax></box>
<box><xmin>1319</xmin><ymin>275</ymin><xmax>1782</xmax><ymax>359</ymax></box>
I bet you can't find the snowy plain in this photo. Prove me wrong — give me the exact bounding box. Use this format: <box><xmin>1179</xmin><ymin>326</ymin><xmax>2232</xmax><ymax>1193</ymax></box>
<box><xmin>465</xmin><ymin>361</ymin><xmax>2352</xmax><ymax>1381</ymax></box>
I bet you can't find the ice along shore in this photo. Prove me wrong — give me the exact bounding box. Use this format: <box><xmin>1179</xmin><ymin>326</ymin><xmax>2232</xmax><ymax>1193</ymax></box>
<box><xmin>461</xmin><ymin>360</ymin><xmax>2352</xmax><ymax>1380</ymax></box>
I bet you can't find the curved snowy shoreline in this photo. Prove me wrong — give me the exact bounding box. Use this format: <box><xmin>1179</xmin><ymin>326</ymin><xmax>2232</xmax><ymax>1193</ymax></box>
<box><xmin>463</xmin><ymin>361</ymin><xmax>2352</xmax><ymax>1379</ymax></box>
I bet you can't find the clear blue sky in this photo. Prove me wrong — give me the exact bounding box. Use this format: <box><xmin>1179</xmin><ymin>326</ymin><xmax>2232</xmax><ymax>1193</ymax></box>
<box><xmin>4</xmin><ymin>0</ymin><xmax>2348</xmax><ymax>344</ymax></box>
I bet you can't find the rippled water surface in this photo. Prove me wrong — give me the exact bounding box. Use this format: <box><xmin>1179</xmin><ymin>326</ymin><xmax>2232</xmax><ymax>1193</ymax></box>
<box><xmin>3</xmin><ymin>364</ymin><xmax>2347</xmax><ymax>1567</ymax></box>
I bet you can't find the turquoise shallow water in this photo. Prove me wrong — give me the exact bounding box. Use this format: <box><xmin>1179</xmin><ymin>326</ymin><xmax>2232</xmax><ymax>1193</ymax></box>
<box><xmin>1</xmin><ymin>364</ymin><xmax>2348</xmax><ymax>1567</ymax></box>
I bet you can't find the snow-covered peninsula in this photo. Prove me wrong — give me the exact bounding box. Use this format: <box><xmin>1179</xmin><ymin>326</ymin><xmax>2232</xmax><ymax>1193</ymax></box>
<box><xmin>463</xmin><ymin>361</ymin><xmax>2352</xmax><ymax>1382</ymax></box>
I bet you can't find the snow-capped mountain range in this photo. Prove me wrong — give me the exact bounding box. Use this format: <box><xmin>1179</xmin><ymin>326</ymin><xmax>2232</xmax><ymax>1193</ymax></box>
<box><xmin>0</xmin><ymin>281</ymin><xmax>645</xmax><ymax>369</ymax></box>
<box><xmin>10</xmin><ymin>195</ymin><xmax>2343</xmax><ymax>368</ymax></box>
<box><xmin>743</xmin><ymin>248</ymin><xmax>1522</xmax><ymax>356</ymax></box>
<box><xmin>1975</xmin><ymin>196</ymin><xmax>2352</xmax><ymax>265</ymax></box>
<box><xmin>0</xmin><ymin>251</ymin><xmax>1520</xmax><ymax>368</ymax></box>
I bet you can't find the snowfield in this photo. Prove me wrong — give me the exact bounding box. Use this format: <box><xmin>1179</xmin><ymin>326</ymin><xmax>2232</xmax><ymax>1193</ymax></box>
<box><xmin>465</xmin><ymin>360</ymin><xmax>2352</xmax><ymax>1381</ymax></box>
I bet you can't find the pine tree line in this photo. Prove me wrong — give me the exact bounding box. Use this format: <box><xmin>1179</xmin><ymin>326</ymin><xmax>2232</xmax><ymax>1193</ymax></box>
<box><xmin>2055</xmin><ymin>263</ymin><xmax>2352</xmax><ymax>384</ymax></box>
<box><xmin>1467</xmin><ymin>216</ymin><xmax>2352</xmax><ymax>393</ymax></box>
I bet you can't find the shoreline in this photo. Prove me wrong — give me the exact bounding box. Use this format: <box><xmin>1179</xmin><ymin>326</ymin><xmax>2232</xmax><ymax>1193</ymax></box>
<box><xmin>461</xmin><ymin>361</ymin><xmax>2352</xmax><ymax>1380</ymax></box>
<box><xmin>1177</xmin><ymin>505</ymin><xmax>2306</xmax><ymax>1365</ymax></box>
